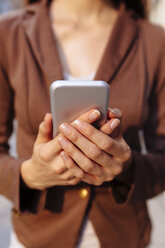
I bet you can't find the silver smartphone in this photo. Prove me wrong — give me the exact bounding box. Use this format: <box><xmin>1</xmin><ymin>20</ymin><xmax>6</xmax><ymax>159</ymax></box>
<box><xmin>50</xmin><ymin>80</ymin><xmax>110</xmax><ymax>137</ymax></box>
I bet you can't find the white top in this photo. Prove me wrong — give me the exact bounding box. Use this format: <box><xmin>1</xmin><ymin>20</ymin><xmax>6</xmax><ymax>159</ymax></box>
<box><xmin>64</xmin><ymin>71</ymin><xmax>96</xmax><ymax>81</ymax></box>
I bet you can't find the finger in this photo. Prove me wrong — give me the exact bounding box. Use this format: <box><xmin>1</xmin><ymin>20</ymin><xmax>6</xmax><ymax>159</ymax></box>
<box><xmin>67</xmin><ymin>177</ymin><xmax>81</xmax><ymax>186</ymax></box>
<box><xmin>35</xmin><ymin>133</ymin><xmax>64</xmax><ymax>164</ymax></box>
<box><xmin>50</xmin><ymin>109</ymin><xmax>100</xmax><ymax>154</ymax></box>
<box><xmin>49</xmin><ymin>156</ymin><xmax>81</xmax><ymax>184</ymax></box>
<box><xmin>71</xmin><ymin>109</ymin><xmax>101</xmax><ymax>125</ymax></box>
<box><xmin>72</xmin><ymin>120</ymin><xmax>126</xmax><ymax>158</ymax></box>
<box><xmin>58</xmin><ymin>136</ymin><xmax>104</xmax><ymax>177</ymax></box>
<box><xmin>50</xmin><ymin>155</ymin><xmax>68</xmax><ymax>174</ymax></box>
<box><xmin>108</xmin><ymin>108</ymin><xmax>122</xmax><ymax>120</ymax></box>
<box><xmin>35</xmin><ymin>113</ymin><xmax>53</xmax><ymax>145</ymax></box>
<box><xmin>100</xmin><ymin>118</ymin><xmax>120</xmax><ymax>135</ymax></box>
<box><xmin>60</xmin><ymin>151</ymin><xmax>85</xmax><ymax>179</ymax></box>
<box><xmin>82</xmin><ymin>173</ymin><xmax>103</xmax><ymax>186</ymax></box>
<box><xmin>58</xmin><ymin>134</ymin><xmax>123</xmax><ymax>183</ymax></box>
<box><xmin>38</xmin><ymin>109</ymin><xmax>101</xmax><ymax>159</ymax></box>
<box><xmin>59</xmin><ymin>123</ymin><xmax>112</xmax><ymax>167</ymax></box>
<box><xmin>60</xmin><ymin>151</ymin><xmax>104</xmax><ymax>185</ymax></box>
<box><xmin>55</xmin><ymin>172</ymin><xmax>81</xmax><ymax>186</ymax></box>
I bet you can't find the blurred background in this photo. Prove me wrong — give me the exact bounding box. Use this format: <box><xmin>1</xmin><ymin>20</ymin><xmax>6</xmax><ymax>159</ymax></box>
<box><xmin>0</xmin><ymin>0</ymin><xmax>24</xmax><ymax>12</ymax></box>
<box><xmin>0</xmin><ymin>0</ymin><xmax>165</xmax><ymax>247</ymax></box>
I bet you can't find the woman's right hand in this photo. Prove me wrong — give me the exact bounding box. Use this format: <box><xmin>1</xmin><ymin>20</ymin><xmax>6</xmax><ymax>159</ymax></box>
<box><xmin>20</xmin><ymin>109</ymin><xmax>101</xmax><ymax>190</ymax></box>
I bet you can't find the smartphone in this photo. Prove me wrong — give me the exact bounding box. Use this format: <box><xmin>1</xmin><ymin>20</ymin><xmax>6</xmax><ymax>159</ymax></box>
<box><xmin>50</xmin><ymin>80</ymin><xmax>110</xmax><ymax>137</ymax></box>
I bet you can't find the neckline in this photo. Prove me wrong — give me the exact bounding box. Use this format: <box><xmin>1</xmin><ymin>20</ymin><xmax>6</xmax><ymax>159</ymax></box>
<box><xmin>23</xmin><ymin>2</ymin><xmax>139</xmax><ymax>87</ymax></box>
<box><xmin>43</xmin><ymin>3</ymin><xmax>124</xmax><ymax>78</ymax></box>
<box><xmin>64</xmin><ymin>71</ymin><xmax>96</xmax><ymax>81</ymax></box>
<box><xmin>49</xmin><ymin>2</ymin><xmax>121</xmax><ymax>79</ymax></box>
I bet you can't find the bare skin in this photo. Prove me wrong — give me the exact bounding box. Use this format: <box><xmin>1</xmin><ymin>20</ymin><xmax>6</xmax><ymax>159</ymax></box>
<box><xmin>21</xmin><ymin>0</ymin><xmax>132</xmax><ymax>190</ymax></box>
<box><xmin>50</xmin><ymin>0</ymin><xmax>120</xmax><ymax>77</ymax></box>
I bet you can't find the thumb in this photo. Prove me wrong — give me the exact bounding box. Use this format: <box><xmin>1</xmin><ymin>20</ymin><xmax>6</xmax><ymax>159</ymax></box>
<box><xmin>35</xmin><ymin>113</ymin><xmax>53</xmax><ymax>145</ymax></box>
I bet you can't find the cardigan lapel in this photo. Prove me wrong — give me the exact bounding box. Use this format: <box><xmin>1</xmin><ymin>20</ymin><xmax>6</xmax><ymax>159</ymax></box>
<box><xmin>22</xmin><ymin>1</ymin><xmax>139</xmax><ymax>86</ymax></box>
<box><xmin>95</xmin><ymin>10</ymin><xmax>139</xmax><ymax>83</ymax></box>
<box><xmin>22</xmin><ymin>1</ymin><xmax>64</xmax><ymax>86</ymax></box>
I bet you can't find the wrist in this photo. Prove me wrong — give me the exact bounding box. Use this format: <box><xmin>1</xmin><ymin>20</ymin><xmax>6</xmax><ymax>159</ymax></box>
<box><xmin>115</xmin><ymin>149</ymin><xmax>134</xmax><ymax>184</ymax></box>
<box><xmin>21</xmin><ymin>159</ymin><xmax>39</xmax><ymax>190</ymax></box>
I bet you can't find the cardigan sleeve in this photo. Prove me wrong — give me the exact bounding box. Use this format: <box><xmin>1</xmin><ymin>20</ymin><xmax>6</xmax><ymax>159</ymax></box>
<box><xmin>110</xmin><ymin>29</ymin><xmax>165</xmax><ymax>204</ymax></box>
<box><xmin>130</xmin><ymin>32</ymin><xmax>165</xmax><ymax>202</ymax></box>
<box><xmin>0</xmin><ymin>35</ymin><xmax>47</xmax><ymax>215</ymax></box>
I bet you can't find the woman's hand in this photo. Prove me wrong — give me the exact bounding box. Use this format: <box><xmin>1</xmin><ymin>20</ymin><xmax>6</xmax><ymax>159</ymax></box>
<box><xmin>21</xmin><ymin>109</ymin><xmax>102</xmax><ymax>190</ymax></box>
<box><xmin>58</xmin><ymin>108</ymin><xmax>132</xmax><ymax>186</ymax></box>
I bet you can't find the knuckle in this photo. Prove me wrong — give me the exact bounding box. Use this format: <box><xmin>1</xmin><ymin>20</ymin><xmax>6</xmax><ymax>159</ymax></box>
<box><xmin>69</xmin><ymin>132</ymin><xmax>79</xmax><ymax>142</ymax></box>
<box><xmin>69</xmin><ymin>178</ymin><xmax>80</xmax><ymax>185</ymax></box>
<box><xmin>67</xmin><ymin>149</ymin><xmax>76</xmax><ymax>160</ymax></box>
<box><xmin>38</xmin><ymin>147</ymin><xmax>50</xmax><ymax>163</ymax></box>
<box><xmin>100</xmin><ymin>140</ymin><xmax>113</xmax><ymax>152</ymax></box>
<box><xmin>86</xmin><ymin>125</ymin><xmax>95</xmax><ymax>136</ymax></box>
<box><xmin>77</xmin><ymin>171</ymin><xmax>85</xmax><ymax>179</ymax></box>
<box><xmin>83</xmin><ymin>161</ymin><xmax>95</xmax><ymax>173</ymax></box>
<box><xmin>67</xmin><ymin>162</ymin><xmax>75</xmax><ymax>169</ymax></box>
<box><xmin>62</xmin><ymin>142</ymin><xmax>74</xmax><ymax>155</ymax></box>
<box><xmin>89</xmin><ymin>147</ymin><xmax>102</xmax><ymax>161</ymax></box>
<box><xmin>53</xmin><ymin>165</ymin><xmax>66</xmax><ymax>175</ymax></box>
<box><xmin>73</xmin><ymin>169</ymin><xmax>85</xmax><ymax>180</ymax></box>
<box><xmin>81</xmin><ymin>124</ymin><xmax>94</xmax><ymax>137</ymax></box>
<box><xmin>64</xmin><ymin>174</ymin><xmax>75</xmax><ymax>180</ymax></box>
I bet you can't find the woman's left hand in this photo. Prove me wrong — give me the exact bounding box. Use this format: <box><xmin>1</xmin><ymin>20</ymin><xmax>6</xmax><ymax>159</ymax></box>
<box><xmin>58</xmin><ymin>109</ymin><xmax>132</xmax><ymax>186</ymax></box>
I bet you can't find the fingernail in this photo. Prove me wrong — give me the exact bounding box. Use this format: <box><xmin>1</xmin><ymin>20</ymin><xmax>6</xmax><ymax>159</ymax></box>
<box><xmin>111</xmin><ymin>108</ymin><xmax>119</xmax><ymax>116</ymax></box>
<box><xmin>73</xmin><ymin>120</ymin><xmax>85</xmax><ymax>130</ymax></box>
<box><xmin>110</xmin><ymin>119</ymin><xmax>120</xmax><ymax>129</ymax></box>
<box><xmin>58</xmin><ymin>136</ymin><xmax>69</xmax><ymax>148</ymax></box>
<box><xmin>88</xmin><ymin>110</ymin><xmax>100</xmax><ymax>121</ymax></box>
<box><xmin>59</xmin><ymin>123</ymin><xmax>71</xmax><ymax>135</ymax></box>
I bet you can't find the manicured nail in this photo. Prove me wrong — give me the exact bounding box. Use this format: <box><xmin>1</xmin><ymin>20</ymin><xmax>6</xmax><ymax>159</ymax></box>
<box><xmin>58</xmin><ymin>136</ymin><xmax>69</xmax><ymax>148</ymax></box>
<box><xmin>110</xmin><ymin>119</ymin><xmax>120</xmax><ymax>129</ymax></box>
<box><xmin>73</xmin><ymin>120</ymin><xmax>85</xmax><ymax>130</ymax></box>
<box><xmin>88</xmin><ymin>110</ymin><xmax>100</xmax><ymax>121</ymax></box>
<box><xmin>59</xmin><ymin>123</ymin><xmax>71</xmax><ymax>135</ymax></box>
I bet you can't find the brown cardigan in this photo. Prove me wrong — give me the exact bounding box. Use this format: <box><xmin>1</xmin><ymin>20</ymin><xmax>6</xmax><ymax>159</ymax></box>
<box><xmin>0</xmin><ymin>0</ymin><xmax>165</xmax><ymax>247</ymax></box>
